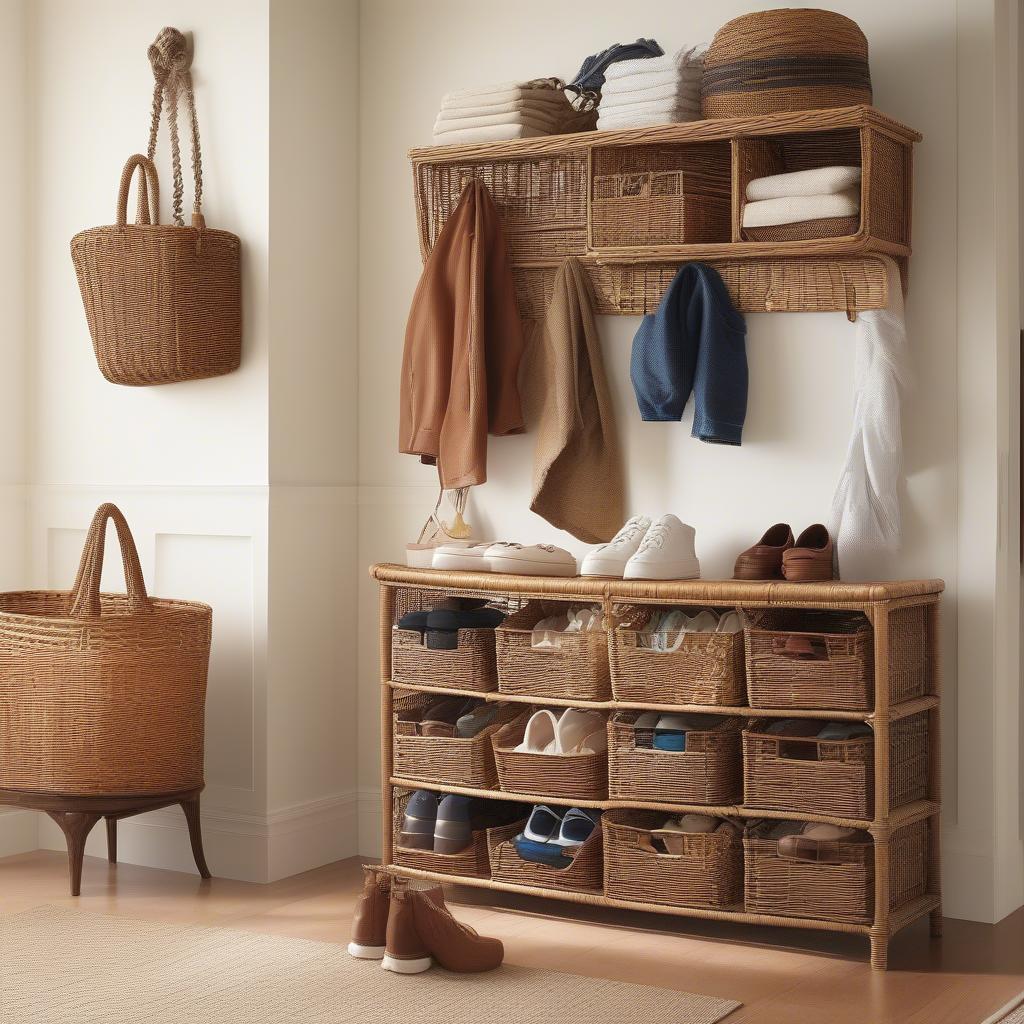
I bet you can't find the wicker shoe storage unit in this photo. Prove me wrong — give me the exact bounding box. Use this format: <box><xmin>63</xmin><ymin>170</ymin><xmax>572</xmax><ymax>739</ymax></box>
<box><xmin>744</xmin><ymin>819</ymin><xmax>929</xmax><ymax>926</ymax></box>
<box><xmin>392</xmin><ymin>789</ymin><xmax>524</xmax><ymax>879</ymax></box>
<box><xmin>488</xmin><ymin>823</ymin><xmax>604</xmax><ymax>894</ymax></box>
<box><xmin>496</xmin><ymin>602</ymin><xmax>610</xmax><ymax>700</ymax></box>
<box><xmin>608</xmin><ymin>605</ymin><xmax>745</xmax><ymax>705</ymax></box>
<box><xmin>392</xmin><ymin>691</ymin><xmax>516</xmax><ymax>789</ymax></box>
<box><xmin>375</xmin><ymin>565</ymin><xmax>943</xmax><ymax>970</ymax></box>
<box><xmin>603</xmin><ymin>810</ymin><xmax>743</xmax><ymax>909</ymax></box>
<box><xmin>608</xmin><ymin>711</ymin><xmax>742</xmax><ymax>805</ymax></box>
<box><xmin>491</xmin><ymin>710</ymin><xmax>608</xmax><ymax>800</ymax></box>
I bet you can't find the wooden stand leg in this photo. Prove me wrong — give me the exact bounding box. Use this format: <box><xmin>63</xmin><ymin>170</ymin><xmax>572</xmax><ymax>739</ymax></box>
<box><xmin>870</xmin><ymin>932</ymin><xmax>889</xmax><ymax>971</ymax></box>
<box><xmin>180</xmin><ymin>797</ymin><xmax>211</xmax><ymax>879</ymax></box>
<box><xmin>105</xmin><ymin>817</ymin><xmax>117</xmax><ymax>863</ymax></box>
<box><xmin>47</xmin><ymin>811</ymin><xmax>101</xmax><ymax>896</ymax></box>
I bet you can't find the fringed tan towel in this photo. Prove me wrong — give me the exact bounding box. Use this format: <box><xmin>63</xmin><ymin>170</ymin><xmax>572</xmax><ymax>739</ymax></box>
<box><xmin>529</xmin><ymin>257</ymin><xmax>623</xmax><ymax>543</ymax></box>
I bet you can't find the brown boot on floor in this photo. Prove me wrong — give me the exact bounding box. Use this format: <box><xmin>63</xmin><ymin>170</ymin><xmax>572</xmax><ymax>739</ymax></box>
<box><xmin>348</xmin><ymin>866</ymin><xmax>445</xmax><ymax>960</ymax></box>
<box><xmin>782</xmin><ymin>524</ymin><xmax>836</xmax><ymax>582</ymax></box>
<box><xmin>382</xmin><ymin>876</ymin><xmax>503</xmax><ymax>975</ymax></box>
<box><xmin>733</xmin><ymin>523</ymin><xmax>795</xmax><ymax>580</ymax></box>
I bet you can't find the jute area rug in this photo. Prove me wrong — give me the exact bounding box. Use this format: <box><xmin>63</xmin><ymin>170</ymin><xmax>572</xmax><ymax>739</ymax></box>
<box><xmin>983</xmin><ymin>992</ymin><xmax>1024</xmax><ymax>1024</ymax></box>
<box><xmin>1</xmin><ymin>906</ymin><xmax>740</xmax><ymax>1024</ymax></box>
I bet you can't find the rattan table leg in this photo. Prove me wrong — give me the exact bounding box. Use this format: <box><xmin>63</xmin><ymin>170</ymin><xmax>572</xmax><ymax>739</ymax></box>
<box><xmin>380</xmin><ymin>584</ymin><xmax>396</xmax><ymax>867</ymax></box>
<box><xmin>869</xmin><ymin>930</ymin><xmax>889</xmax><ymax>971</ymax></box>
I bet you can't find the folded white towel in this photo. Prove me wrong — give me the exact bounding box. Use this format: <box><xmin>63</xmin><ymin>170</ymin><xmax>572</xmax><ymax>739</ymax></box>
<box><xmin>603</xmin><ymin>45</ymin><xmax>704</xmax><ymax>82</ymax></box>
<box><xmin>600</xmin><ymin>94</ymin><xmax>700</xmax><ymax>117</ymax></box>
<box><xmin>441</xmin><ymin>82</ymin><xmax>569</xmax><ymax>109</ymax></box>
<box><xmin>746</xmin><ymin>165</ymin><xmax>862</xmax><ymax>202</ymax></box>
<box><xmin>434</xmin><ymin>108</ymin><xmax>562</xmax><ymax>135</ymax></box>
<box><xmin>600</xmin><ymin>80</ymin><xmax>700</xmax><ymax>109</ymax></box>
<box><xmin>431</xmin><ymin>122</ymin><xmax>549</xmax><ymax>145</ymax></box>
<box><xmin>597</xmin><ymin>107</ymin><xmax>702</xmax><ymax>130</ymax></box>
<box><xmin>742</xmin><ymin>189</ymin><xmax>861</xmax><ymax>227</ymax></box>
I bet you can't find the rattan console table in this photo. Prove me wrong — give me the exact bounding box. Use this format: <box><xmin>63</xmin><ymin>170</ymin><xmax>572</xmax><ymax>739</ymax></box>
<box><xmin>372</xmin><ymin>563</ymin><xmax>943</xmax><ymax>970</ymax></box>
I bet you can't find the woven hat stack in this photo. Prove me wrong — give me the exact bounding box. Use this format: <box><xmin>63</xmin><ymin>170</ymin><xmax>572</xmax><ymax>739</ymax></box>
<box><xmin>701</xmin><ymin>8</ymin><xmax>872</xmax><ymax>118</ymax></box>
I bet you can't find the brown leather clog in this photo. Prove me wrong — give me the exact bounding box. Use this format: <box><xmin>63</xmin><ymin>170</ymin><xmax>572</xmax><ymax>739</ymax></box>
<box><xmin>781</xmin><ymin>524</ymin><xmax>836</xmax><ymax>582</ymax></box>
<box><xmin>733</xmin><ymin>523</ymin><xmax>795</xmax><ymax>580</ymax></box>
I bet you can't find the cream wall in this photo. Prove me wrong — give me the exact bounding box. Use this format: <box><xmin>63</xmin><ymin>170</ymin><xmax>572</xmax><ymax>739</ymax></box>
<box><xmin>356</xmin><ymin>0</ymin><xmax>1023</xmax><ymax>924</ymax></box>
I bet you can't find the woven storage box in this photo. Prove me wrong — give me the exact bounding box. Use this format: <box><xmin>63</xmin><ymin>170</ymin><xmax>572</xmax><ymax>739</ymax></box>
<box><xmin>488</xmin><ymin>818</ymin><xmax>603</xmax><ymax>893</ymax></box>
<box><xmin>743</xmin><ymin>713</ymin><xmax>929</xmax><ymax>819</ymax></box>
<box><xmin>608</xmin><ymin>711</ymin><xmax>742</xmax><ymax>805</ymax></box>
<box><xmin>392</xmin><ymin>692</ymin><xmax>517</xmax><ymax>789</ymax></box>
<box><xmin>608</xmin><ymin>606</ymin><xmax>745</xmax><ymax>705</ymax></box>
<box><xmin>490</xmin><ymin>709</ymin><xmax>608</xmax><ymax>800</ymax></box>
<box><xmin>603</xmin><ymin>810</ymin><xmax>743</xmax><ymax>909</ymax></box>
<box><xmin>0</xmin><ymin>504</ymin><xmax>212</xmax><ymax>796</ymax></box>
<box><xmin>392</xmin><ymin>626</ymin><xmax>498</xmax><ymax>692</ymax></box>
<box><xmin>392</xmin><ymin>789</ymin><xmax>524</xmax><ymax>879</ymax></box>
<box><xmin>744</xmin><ymin>216</ymin><xmax>860</xmax><ymax>242</ymax></box>
<box><xmin>496</xmin><ymin>602</ymin><xmax>611</xmax><ymax>700</ymax></box>
<box><xmin>744</xmin><ymin>819</ymin><xmax>928</xmax><ymax>925</ymax></box>
<box><xmin>702</xmin><ymin>9</ymin><xmax>872</xmax><ymax>119</ymax></box>
<box><xmin>744</xmin><ymin>610</ymin><xmax>874</xmax><ymax>711</ymax></box>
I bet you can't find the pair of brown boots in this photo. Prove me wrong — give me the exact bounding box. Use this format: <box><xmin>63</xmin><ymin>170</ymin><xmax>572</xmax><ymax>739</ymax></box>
<box><xmin>348</xmin><ymin>866</ymin><xmax>503</xmax><ymax>975</ymax></box>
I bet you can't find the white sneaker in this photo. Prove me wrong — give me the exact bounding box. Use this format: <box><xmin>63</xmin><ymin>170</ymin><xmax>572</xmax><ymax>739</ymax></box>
<box><xmin>432</xmin><ymin>542</ymin><xmax>493</xmax><ymax>571</ymax></box>
<box><xmin>580</xmin><ymin>516</ymin><xmax>652</xmax><ymax>578</ymax></box>
<box><xmin>485</xmin><ymin>542</ymin><xmax>577</xmax><ymax>577</ymax></box>
<box><xmin>622</xmin><ymin>515</ymin><xmax>700</xmax><ymax>581</ymax></box>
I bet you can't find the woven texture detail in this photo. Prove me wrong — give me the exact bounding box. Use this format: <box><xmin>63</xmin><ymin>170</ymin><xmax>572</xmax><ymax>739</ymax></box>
<box><xmin>489</xmin><ymin>822</ymin><xmax>604</xmax><ymax>893</ymax></box>
<box><xmin>392</xmin><ymin>627</ymin><xmax>498</xmax><ymax>692</ymax></box>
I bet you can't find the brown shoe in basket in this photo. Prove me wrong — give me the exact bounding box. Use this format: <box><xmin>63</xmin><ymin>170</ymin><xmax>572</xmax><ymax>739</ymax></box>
<box><xmin>383</xmin><ymin>875</ymin><xmax>502</xmax><ymax>974</ymax></box>
<box><xmin>733</xmin><ymin>523</ymin><xmax>794</xmax><ymax>579</ymax></box>
<box><xmin>782</xmin><ymin>525</ymin><xmax>836</xmax><ymax>582</ymax></box>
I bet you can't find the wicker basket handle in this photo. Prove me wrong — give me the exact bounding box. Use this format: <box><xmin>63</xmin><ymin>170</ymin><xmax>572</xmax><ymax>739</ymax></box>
<box><xmin>116</xmin><ymin>155</ymin><xmax>160</xmax><ymax>228</ymax></box>
<box><xmin>67</xmin><ymin>504</ymin><xmax>153</xmax><ymax>618</ymax></box>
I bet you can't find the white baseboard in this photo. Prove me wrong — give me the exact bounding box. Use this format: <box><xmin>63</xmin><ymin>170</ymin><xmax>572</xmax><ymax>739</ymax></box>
<box><xmin>0</xmin><ymin>808</ymin><xmax>38</xmax><ymax>858</ymax></box>
<box><xmin>36</xmin><ymin>792</ymin><xmax>359</xmax><ymax>884</ymax></box>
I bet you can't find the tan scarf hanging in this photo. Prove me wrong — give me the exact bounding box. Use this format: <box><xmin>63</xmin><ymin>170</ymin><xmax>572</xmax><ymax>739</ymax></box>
<box><xmin>528</xmin><ymin>257</ymin><xmax>623</xmax><ymax>543</ymax></box>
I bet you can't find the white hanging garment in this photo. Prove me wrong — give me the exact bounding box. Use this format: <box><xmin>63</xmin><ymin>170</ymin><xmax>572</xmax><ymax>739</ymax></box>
<box><xmin>828</xmin><ymin>256</ymin><xmax>912</xmax><ymax>559</ymax></box>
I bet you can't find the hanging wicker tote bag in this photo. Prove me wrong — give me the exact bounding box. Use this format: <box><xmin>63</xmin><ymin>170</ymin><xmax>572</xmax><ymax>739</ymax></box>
<box><xmin>70</xmin><ymin>28</ymin><xmax>241</xmax><ymax>386</ymax></box>
<box><xmin>0</xmin><ymin>504</ymin><xmax>213</xmax><ymax>796</ymax></box>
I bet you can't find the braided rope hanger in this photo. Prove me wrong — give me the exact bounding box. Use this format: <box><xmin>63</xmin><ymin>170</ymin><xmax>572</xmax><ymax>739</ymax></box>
<box><xmin>146</xmin><ymin>27</ymin><xmax>204</xmax><ymax>227</ymax></box>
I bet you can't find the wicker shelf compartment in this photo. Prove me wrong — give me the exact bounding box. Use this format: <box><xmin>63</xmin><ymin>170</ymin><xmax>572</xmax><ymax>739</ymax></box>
<box><xmin>410</xmin><ymin>106</ymin><xmax>920</xmax><ymax>317</ymax></box>
<box><xmin>603</xmin><ymin>809</ymin><xmax>742</xmax><ymax>909</ymax></box>
<box><xmin>496</xmin><ymin>601</ymin><xmax>611</xmax><ymax>700</ymax></box>
<box><xmin>488</xmin><ymin>818</ymin><xmax>603</xmax><ymax>894</ymax></box>
<box><xmin>491</xmin><ymin>709</ymin><xmax>608</xmax><ymax>800</ymax></box>
<box><xmin>392</xmin><ymin>691</ymin><xmax>518</xmax><ymax>789</ymax></box>
<box><xmin>608</xmin><ymin>605</ymin><xmax>745</xmax><ymax>705</ymax></box>
<box><xmin>392</xmin><ymin>788</ymin><xmax>525</xmax><ymax>879</ymax></box>
<box><xmin>376</xmin><ymin>566</ymin><xmax>943</xmax><ymax>970</ymax></box>
<box><xmin>744</xmin><ymin>818</ymin><xmax>928</xmax><ymax>925</ymax></box>
<box><xmin>608</xmin><ymin>711</ymin><xmax>742</xmax><ymax>805</ymax></box>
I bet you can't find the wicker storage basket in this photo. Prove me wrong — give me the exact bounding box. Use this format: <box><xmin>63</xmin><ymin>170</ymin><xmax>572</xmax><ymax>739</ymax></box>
<box><xmin>392</xmin><ymin>625</ymin><xmax>499</xmax><ymax>692</ymax></box>
<box><xmin>702</xmin><ymin>9</ymin><xmax>872</xmax><ymax>119</ymax></box>
<box><xmin>603</xmin><ymin>809</ymin><xmax>743</xmax><ymax>909</ymax></box>
<box><xmin>488</xmin><ymin>818</ymin><xmax>604</xmax><ymax>893</ymax></box>
<box><xmin>608</xmin><ymin>606</ymin><xmax>745</xmax><ymax>705</ymax></box>
<box><xmin>491</xmin><ymin>710</ymin><xmax>608</xmax><ymax>800</ymax></box>
<box><xmin>392</xmin><ymin>692</ymin><xmax>518</xmax><ymax>789</ymax></box>
<box><xmin>744</xmin><ymin>610</ymin><xmax>874</xmax><ymax>711</ymax></box>
<box><xmin>744</xmin><ymin>819</ymin><xmax>928</xmax><ymax>924</ymax></box>
<box><xmin>743</xmin><ymin>215</ymin><xmax>861</xmax><ymax>242</ymax></box>
<box><xmin>0</xmin><ymin>504</ymin><xmax>212</xmax><ymax>796</ymax></box>
<box><xmin>392</xmin><ymin>789</ymin><xmax>524</xmax><ymax>879</ymax></box>
<box><xmin>496</xmin><ymin>602</ymin><xmax>611</xmax><ymax>700</ymax></box>
<box><xmin>607</xmin><ymin>711</ymin><xmax>742</xmax><ymax>805</ymax></box>
<box><xmin>71</xmin><ymin>32</ymin><xmax>240</xmax><ymax>386</ymax></box>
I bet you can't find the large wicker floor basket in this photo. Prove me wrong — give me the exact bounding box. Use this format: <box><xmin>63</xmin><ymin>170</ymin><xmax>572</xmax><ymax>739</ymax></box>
<box><xmin>0</xmin><ymin>504</ymin><xmax>212</xmax><ymax>795</ymax></box>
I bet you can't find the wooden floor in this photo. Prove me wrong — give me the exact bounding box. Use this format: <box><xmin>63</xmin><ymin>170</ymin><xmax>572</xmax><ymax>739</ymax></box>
<box><xmin>1</xmin><ymin>851</ymin><xmax>1021</xmax><ymax>1024</ymax></box>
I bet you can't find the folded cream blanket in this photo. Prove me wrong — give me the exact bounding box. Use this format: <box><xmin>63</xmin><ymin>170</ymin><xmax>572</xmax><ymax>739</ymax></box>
<box><xmin>431</xmin><ymin>122</ymin><xmax>549</xmax><ymax>145</ymax></box>
<box><xmin>746</xmin><ymin>165</ymin><xmax>862</xmax><ymax>202</ymax></box>
<box><xmin>436</xmin><ymin>98</ymin><xmax>573</xmax><ymax>122</ymax></box>
<box><xmin>600</xmin><ymin>80</ymin><xmax>700</xmax><ymax>109</ymax></box>
<box><xmin>597</xmin><ymin>107</ymin><xmax>701</xmax><ymax>130</ymax></box>
<box><xmin>600</xmin><ymin>94</ymin><xmax>700</xmax><ymax>117</ymax></box>
<box><xmin>441</xmin><ymin>82</ymin><xmax>569</xmax><ymax>109</ymax></box>
<box><xmin>435</xmin><ymin>108</ymin><xmax>563</xmax><ymax>134</ymax></box>
<box><xmin>742</xmin><ymin>188</ymin><xmax>861</xmax><ymax>227</ymax></box>
<box><xmin>603</xmin><ymin>46</ymin><xmax>703</xmax><ymax>81</ymax></box>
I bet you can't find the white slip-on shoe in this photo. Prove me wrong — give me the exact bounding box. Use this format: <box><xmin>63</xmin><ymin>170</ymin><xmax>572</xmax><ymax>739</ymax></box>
<box><xmin>622</xmin><ymin>515</ymin><xmax>701</xmax><ymax>581</ymax></box>
<box><xmin>432</xmin><ymin>542</ymin><xmax>494</xmax><ymax>572</ymax></box>
<box><xmin>514</xmin><ymin>709</ymin><xmax>560</xmax><ymax>753</ymax></box>
<box><xmin>580</xmin><ymin>516</ymin><xmax>652</xmax><ymax>578</ymax></box>
<box><xmin>485</xmin><ymin>543</ymin><xmax>577</xmax><ymax>577</ymax></box>
<box><xmin>687</xmin><ymin>609</ymin><xmax>719</xmax><ymax>633</ymax></box>
<box><xmin>555</xmin><ymin>709</ymin><xmax>607</xmax><ymax>754</ymax></box>
<box><xmin>716</xmin><ymin>610</ymin><xmax>742</xmax><ymax>633</ymax></box>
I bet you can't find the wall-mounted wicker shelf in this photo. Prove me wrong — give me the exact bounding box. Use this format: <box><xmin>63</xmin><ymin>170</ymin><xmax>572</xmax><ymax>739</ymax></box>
<box><xmin>410</xmin><ymin>105</ymin><xmax>920</xmax><ymax>317</ymax></box>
